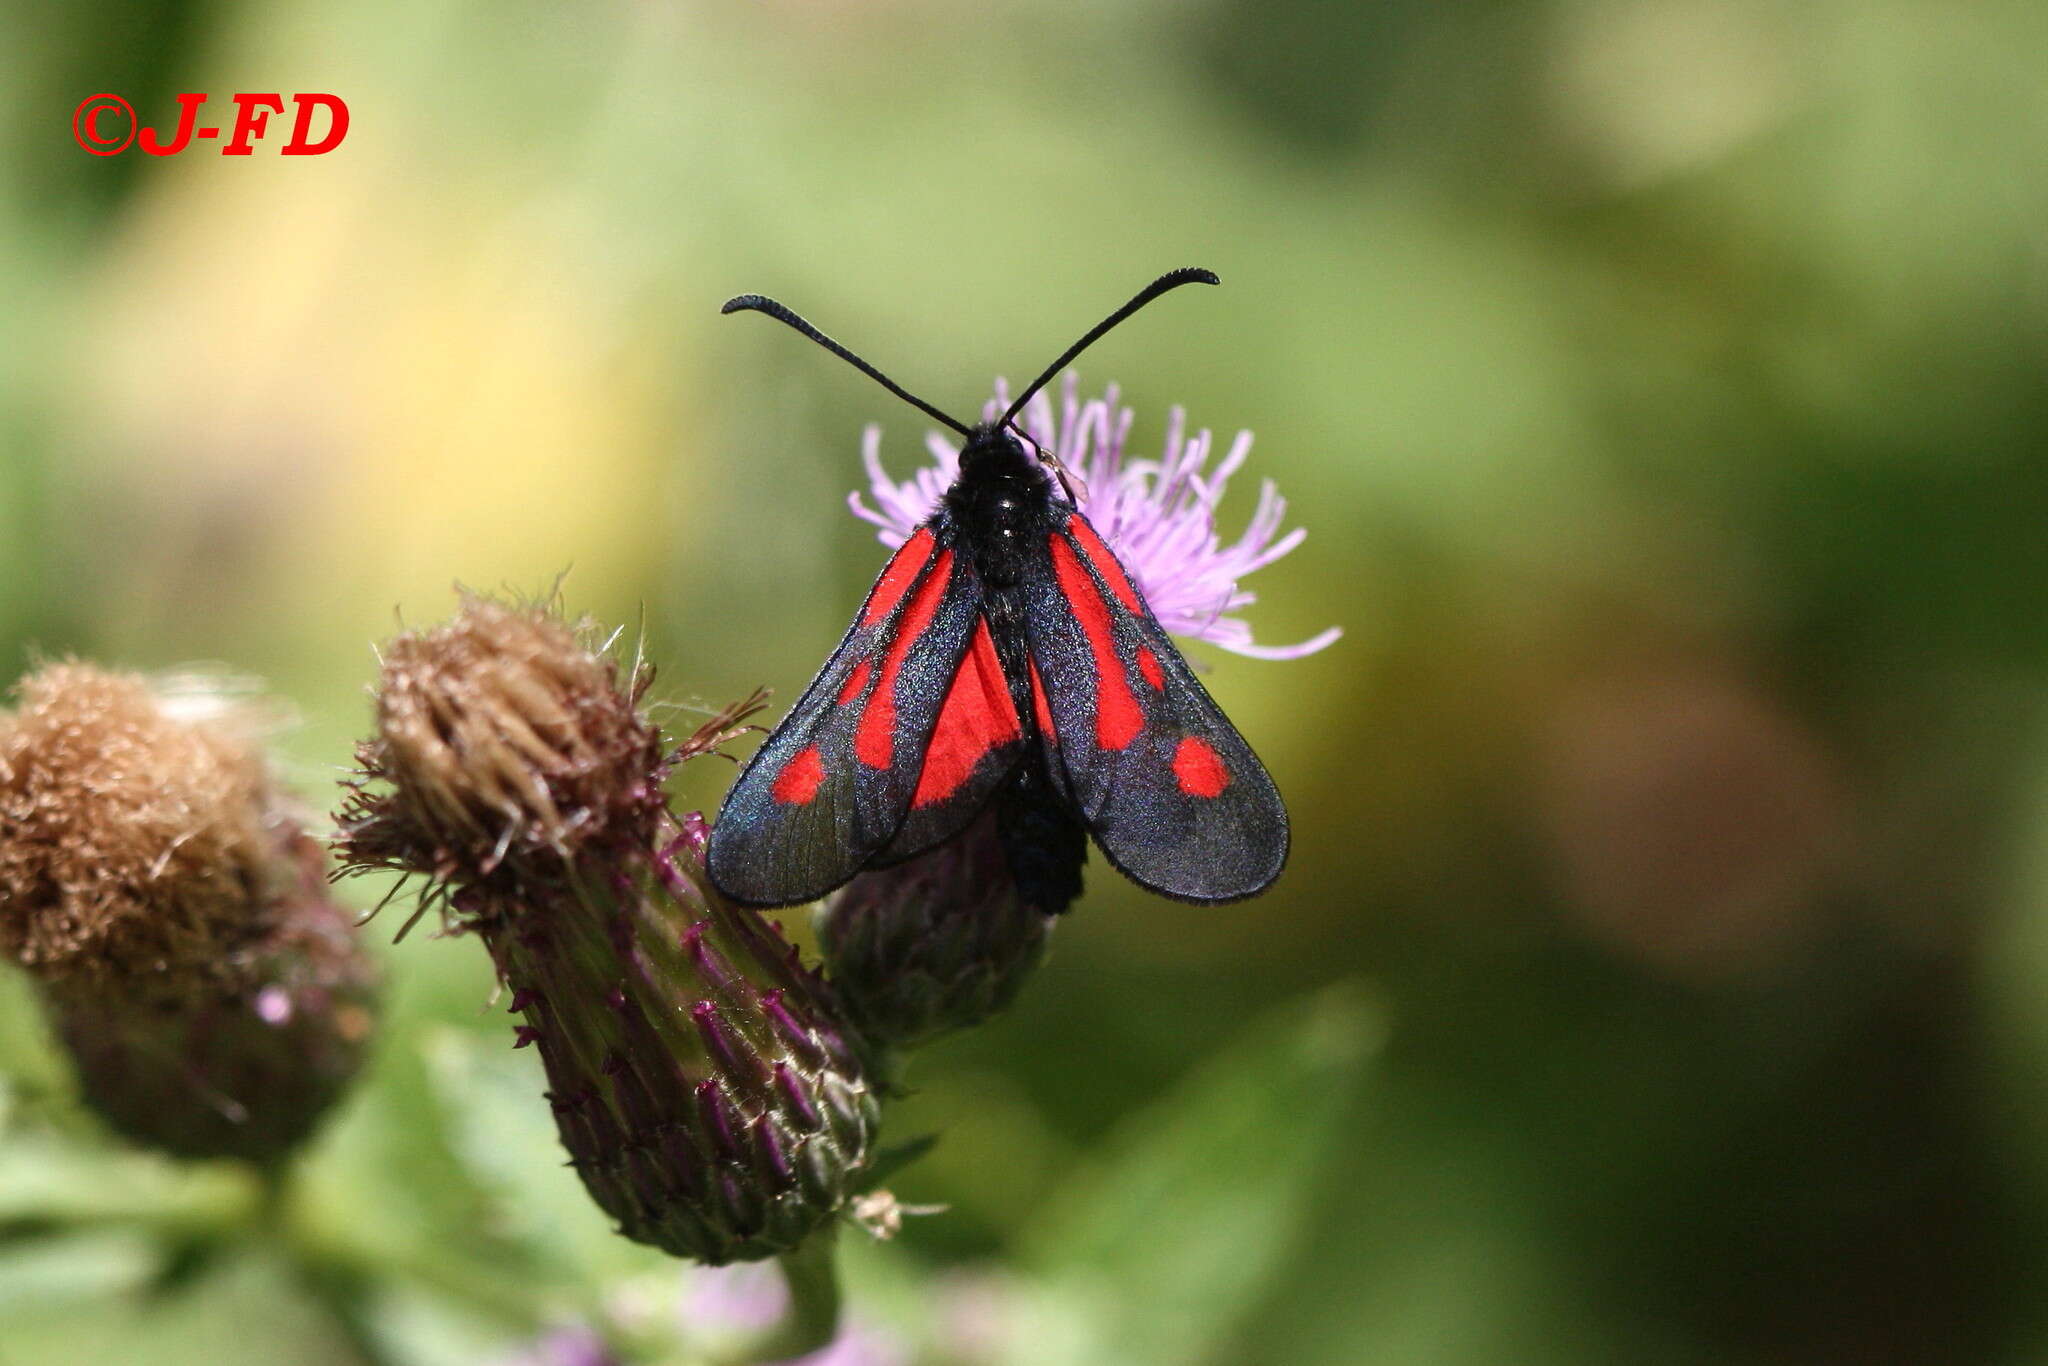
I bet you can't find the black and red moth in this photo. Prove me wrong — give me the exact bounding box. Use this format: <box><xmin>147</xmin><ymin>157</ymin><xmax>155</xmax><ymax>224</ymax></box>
<box><xmin>706</xmin><ymin>269</ymin><xmax>1286</xmax><ymax>912</ymax></box>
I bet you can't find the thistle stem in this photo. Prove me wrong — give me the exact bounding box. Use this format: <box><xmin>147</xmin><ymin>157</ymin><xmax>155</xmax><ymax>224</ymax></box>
<box><xmin>754</xmin><ymin>1228</ymin><xmax>843</xmax><ymax>1362</ymax></box>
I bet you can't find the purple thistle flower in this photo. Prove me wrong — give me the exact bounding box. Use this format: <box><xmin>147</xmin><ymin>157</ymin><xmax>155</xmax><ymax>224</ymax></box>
<box><xmin>849</xmin><ymin>373</ymin><xmax>1340</xmax><ymax>661</ymax></box>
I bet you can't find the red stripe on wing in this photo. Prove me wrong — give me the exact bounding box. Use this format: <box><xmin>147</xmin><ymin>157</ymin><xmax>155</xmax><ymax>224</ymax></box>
<box><xmin>910</xmin><ymin>619</ymin><xmax>1019</xmax><ymax>808</ymax></box>
<box><xmin>860</xmin><ymin>528</ymin><xmax>937</xmax><ymax>626</ymax></box>
<box><xmin>1068</xmin><ymin>516</ymin><xmax>1144</xmax><ymax>613</ymax></box>
<box><xmin>1137</xmin><ymin>646</ymin><xmax>1165</xmax><ymax>690</ymax></box>
<box><xmin>854</xmin><ymin>548</ymin><xmax>955</xmax><ymax>768</ymax></box>
<box><xmin>1048</xmin><ymin>534</ymin><xmax>1143</xmax><ymax>751</ymax></box>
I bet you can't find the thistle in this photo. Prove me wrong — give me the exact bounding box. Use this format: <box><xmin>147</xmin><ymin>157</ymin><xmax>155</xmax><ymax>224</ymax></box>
<box><xmin>815</xmin><ymin>811</ymin><xmax>1054</xmax><ymax>1051</ymax></box>
<box><xmin>0</xmin><ymin>664</ymin><xmax>378</xmax><ymax>1165</ymax></box>
<box><xmin>337</xmin><ymin>596</ymin><xmax>878</xmax><ymax>1264</ymax></box>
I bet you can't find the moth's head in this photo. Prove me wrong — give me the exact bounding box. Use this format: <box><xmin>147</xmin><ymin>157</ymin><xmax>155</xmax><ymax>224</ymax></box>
<box><xmin>958</xmin><ymin>422</ymin><xmax>1031</xmax><ymax>475</ymax></box>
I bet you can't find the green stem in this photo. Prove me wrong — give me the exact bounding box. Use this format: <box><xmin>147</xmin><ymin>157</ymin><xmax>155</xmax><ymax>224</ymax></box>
<box><xmin>751</xmin><ymin>1227</ymin><xmax>843</xmax><ymax>1363</ymax></box>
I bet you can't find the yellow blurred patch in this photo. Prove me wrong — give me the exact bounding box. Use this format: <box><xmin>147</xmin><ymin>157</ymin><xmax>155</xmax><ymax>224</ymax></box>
<box><xmin>67</xmin><ymin>143</ymin><xmax>685</xmax><ymax>662</ymax></box>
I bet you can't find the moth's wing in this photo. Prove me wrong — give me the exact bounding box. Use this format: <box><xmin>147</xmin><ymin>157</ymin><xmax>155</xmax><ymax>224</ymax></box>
<box><xmin>870</xmin><ymin>612</ymin><xmax>1029</xmax><ymax>865</ymax></box>
<box><xmin>1018</xmin><ymin>510</ymin><xmax>1288</xmax><ymax>902</ymax></box>
<box><xmin>707</xmin><ymin>527</ymin><xmax>983</xmax><ymax>905</ymax></box>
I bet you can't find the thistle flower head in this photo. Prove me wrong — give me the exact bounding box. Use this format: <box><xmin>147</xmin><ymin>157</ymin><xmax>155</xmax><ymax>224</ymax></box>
<box><xmin>0</xmin><ymin>665</ymin><xmax>282</xmax><ymax>979</ymax></box>
<box><xmin>0</xmin><ymin>663</ymin><xmax>377</xmax><ymax>1164</ymax></box>
<box><xmin>850</xmin><ymin>373</ymin><xmax>1340</xmax><ymax>660</ymax></box>
<box><xmin>341</xmin><ymin>596</ymin><xmax>878</xmax><ymax>1264</ymax></box>
<box><xmin>339</xmin><ymin>594</ymin><xmax>668</xmax><ymax>890</ymax></box>
<box><xmin>816</xmin><ymin>804</ymin><xmax>1074</xmax><ymax>1051</ymax></box>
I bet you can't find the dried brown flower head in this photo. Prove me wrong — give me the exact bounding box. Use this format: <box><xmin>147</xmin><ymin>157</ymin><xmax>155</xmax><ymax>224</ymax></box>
<box><xmin>0</xmin><ymin>662</ymin><xmax>379</xmax><ymax>1164</ymax></box>
<box><xmin>340</xmin><ymin>594</ymin><xmax>667</xmax><ymax>890</ymax></box>
<box><xmin>0</xmin><ymin>665</ymin><xmax>285</xmax><ymax>980</ymax></box>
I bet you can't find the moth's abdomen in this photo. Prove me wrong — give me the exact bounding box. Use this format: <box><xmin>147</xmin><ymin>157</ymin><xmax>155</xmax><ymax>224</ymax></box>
<box><xmin>995</xmin><ymin>759</ymin><xmax>1088</xmax><ymax>915</ymax></box>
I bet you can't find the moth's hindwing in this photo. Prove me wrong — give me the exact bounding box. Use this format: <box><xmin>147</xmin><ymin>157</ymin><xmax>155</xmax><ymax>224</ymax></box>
<box><xmin>870</xmin><ymin>611</ymin><xmax>1029</xmax><ymax>865</ymax></box>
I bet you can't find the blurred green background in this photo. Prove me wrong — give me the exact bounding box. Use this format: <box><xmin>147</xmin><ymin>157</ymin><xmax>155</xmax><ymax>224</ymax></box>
<box><xmin>6</xmin><ymin>1</ymin><xmax>2048</xmax><ymax>1363</ymax></box>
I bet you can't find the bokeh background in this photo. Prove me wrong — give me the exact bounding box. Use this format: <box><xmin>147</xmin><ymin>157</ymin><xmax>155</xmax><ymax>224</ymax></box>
<box><xmin>6</xmin><ymin>1</ymin><xmax>2048</xmax><ymax>1363</ymax></box>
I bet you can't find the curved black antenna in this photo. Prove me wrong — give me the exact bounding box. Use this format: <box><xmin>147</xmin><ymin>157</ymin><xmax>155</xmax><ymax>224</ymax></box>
<box><xmin>722</xmin><ymin>293</ymin><xmax>972</xmax><ymax>437</ymax></box>
<box><xmin>1000</xmin><ymin>267</ymin><xmax>1219</xmax><ymax>428</ymax></box>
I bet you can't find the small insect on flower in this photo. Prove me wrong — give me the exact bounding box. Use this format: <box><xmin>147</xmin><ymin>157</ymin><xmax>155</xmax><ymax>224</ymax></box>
<box><xmin>708</xmin><ymin>269</ymin><xmax>1329</xmax><ymax>911</ymax></box>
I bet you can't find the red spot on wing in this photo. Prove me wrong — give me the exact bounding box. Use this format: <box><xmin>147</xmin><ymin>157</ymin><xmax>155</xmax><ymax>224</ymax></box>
<box><xmin>911</xmin><ymin>620</ymin><xmax>1020</xmax><ymax>808</ymax></box>
<box><xmin>1068</xmin><ymin>516</ymin><xmax>1143</xmax><ymax>613</ymax></box>
<box><xmin>771</xmin><ymin>745</ymin><xmax>826</xmax><ymax>804</ymax></box>
<box><xmin>1049</xmin><ymin>535</ymin><xmax>1143</xmax><ymax>751</ymax></box>
<box><xmin>1137</xmin><ymin>646</ymin><xmax>1165</xmax><ymax>690</ymax></box>
<box><xmin>860</xmin><ymin>529</ymin><xmax>936</xmax><ymax>627</ymax></box>
<box><xmin>1172</xmin><ymin>737</ymin><xmax>1230</xmax><ymax>798</ymax></box>
<box><xmin>1029</xmin><ymin>659</ymin><xmax>1057</xmax><ymax>744</ymax></box>
<box><xmin>836</xmin><ymin>659</ymin><xmax>872</xmax><ymax>706</ymax></box>
<box><xmin>854</xmin><ymin>549</ymin><xmax>954</xmax><ymax>768</ymax></box>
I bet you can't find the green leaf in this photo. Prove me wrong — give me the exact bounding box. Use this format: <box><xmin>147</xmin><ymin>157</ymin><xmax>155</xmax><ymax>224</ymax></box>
<box><xmin>285</xmin><ymin>1025</ymin><xmax>565</xmax><ymax>1334</ymax></box>
<box><xmin>0</xmin><ymin>1227</ymin><xmax>161</xmax><ymax>1315</ymax></box>
<box><xmin>0</xmin><ymin>1243</ymin><xmax>364</xmax><ymax>1366</ymax></box>
<box><xmin>1014</xmin><ymin>984</ymin><xmax>1385</xmax><ymax>1366</ymax></box>
<box><xmin>0</xmin><ymin>1137</ymin><xmax>257</xmax><ymax>1232</ymax></box>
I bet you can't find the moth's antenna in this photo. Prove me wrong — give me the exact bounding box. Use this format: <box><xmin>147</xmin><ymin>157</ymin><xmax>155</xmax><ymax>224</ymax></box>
<box><xmin>722</xmin><ymin>294</ymin><xmax>972</xmax><ymax>437</ymax></box>
<box><xmin>1000</xmin><ymin>267</ymin><xmax>1219</xmax><ymax>428</ymax></box>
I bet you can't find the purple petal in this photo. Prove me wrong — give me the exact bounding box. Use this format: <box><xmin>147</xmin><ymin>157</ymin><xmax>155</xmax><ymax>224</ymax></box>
<box><xmin>846</xmin><ymin>376</ymin><xmax>1339</xmax><ymax>660</ymax></box>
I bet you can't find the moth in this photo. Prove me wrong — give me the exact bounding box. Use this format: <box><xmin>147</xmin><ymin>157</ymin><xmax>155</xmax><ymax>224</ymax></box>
<box><xmin>706</xmin><ymin>269</ymin><xmax>1287</xmax><ymax>911</ymax></box>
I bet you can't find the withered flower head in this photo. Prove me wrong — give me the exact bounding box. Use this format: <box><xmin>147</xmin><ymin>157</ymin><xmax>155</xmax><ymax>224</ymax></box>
<box><xmin>0</xmin><ymin>663</ymin><xmax>378</xmax><ymax>1165</ymax></box>
<box><xmin>341</xmin><ymin>594</ymin><xmax>667</xmax><ymax>888</ymax></box>
<box><xmin>0</xmin><ymin>665</ymin><xmax>280</xmax><ymax>978</ymax></box>
<box><xmin>340</xmin><ymin>596</ymin><xmax>878</xmax><ymax>1265</ymax></box>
